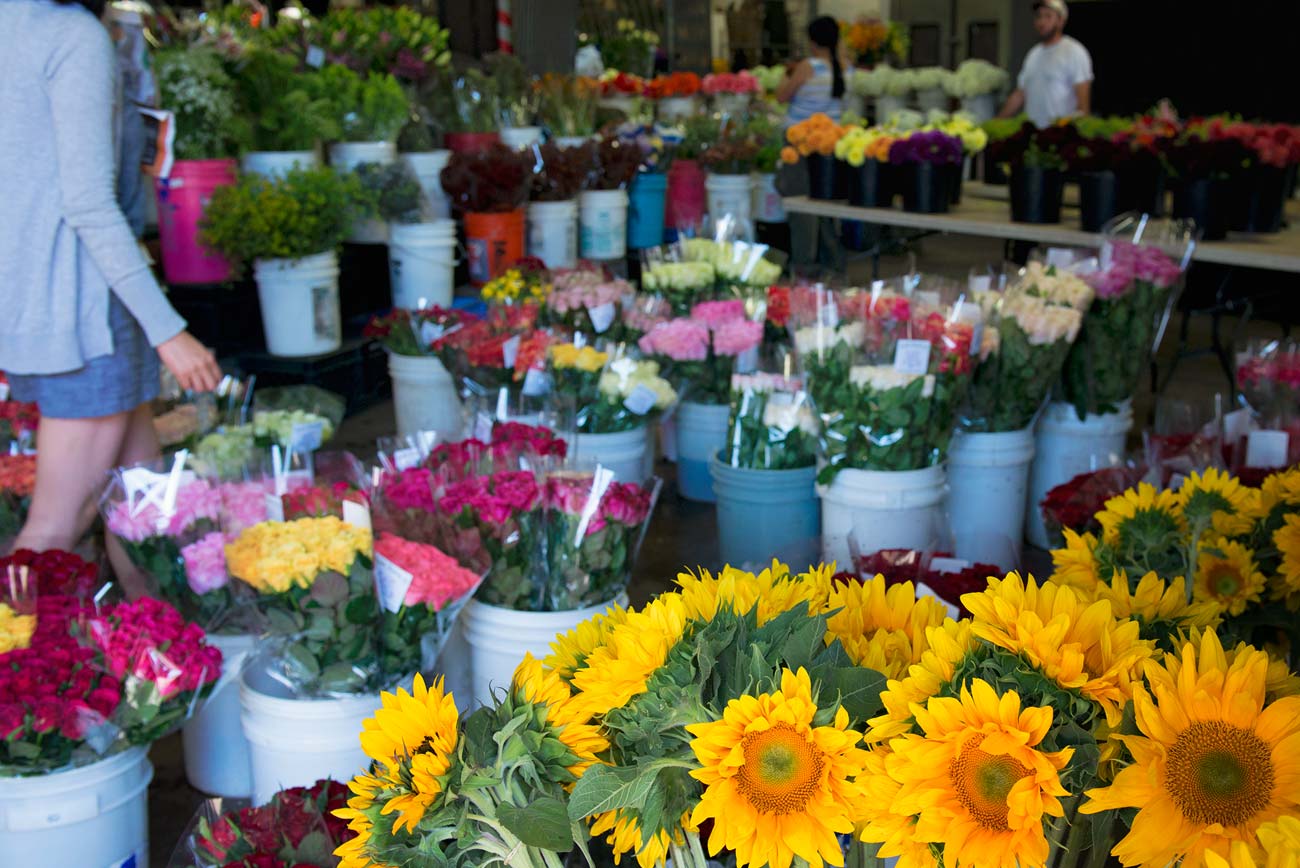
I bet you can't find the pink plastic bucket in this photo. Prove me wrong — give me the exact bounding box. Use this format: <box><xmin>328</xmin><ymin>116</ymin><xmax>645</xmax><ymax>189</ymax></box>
<box><xmin>666</xmin><ymin>159</ymin><xmax>706</xmax><ymax>232</ymax></box>
<box><xmin>154</xmin><ymin>158</ymin><xmax>236</xmax><ymax>285</ymax></box>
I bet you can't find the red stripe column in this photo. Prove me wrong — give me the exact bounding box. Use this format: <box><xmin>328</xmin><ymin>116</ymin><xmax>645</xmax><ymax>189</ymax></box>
<box><xmin>497</xmin><ymin>0</ymin><xmax>513</xmax><ymax>54</ymax></box>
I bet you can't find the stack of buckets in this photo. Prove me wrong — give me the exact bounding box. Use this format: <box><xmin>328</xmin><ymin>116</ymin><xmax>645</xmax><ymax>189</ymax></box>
<box><xmin>388</xmin><ymin>219</ymin><xmax>457</xmax><ymax>310</ymax></box>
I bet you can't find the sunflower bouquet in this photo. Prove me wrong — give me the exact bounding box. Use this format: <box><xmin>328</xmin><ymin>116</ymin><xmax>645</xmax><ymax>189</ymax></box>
<box><xmin>961</xmin><ymin>262</ymin><xmax>1093</xmax><ymax>432</ymax></box>
<box><xmin>225</xmin><ymin>515</ymin><xmax>378</xmax><ymax>695</ymax></box>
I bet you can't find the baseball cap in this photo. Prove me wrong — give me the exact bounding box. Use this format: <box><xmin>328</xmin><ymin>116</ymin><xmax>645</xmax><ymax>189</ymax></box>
<box><xmin>1033</xmin><ymin>0</ymin><xmax>1068</xmax><ymax>17</ymax></box>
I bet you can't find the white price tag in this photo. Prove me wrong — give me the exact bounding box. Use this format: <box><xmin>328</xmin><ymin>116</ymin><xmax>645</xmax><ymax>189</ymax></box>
<box><xmin>893</xmin><ymin>339</ymin><xmax>932</xmax><ymax>375</ymax></box>
<box><xmin>915</xmin><ymin>581</ymin><xmax>961</xmax><ymax>621</ymax></box>
<box><xmin>969</xmin><ymin>321</ymin><xmax>984</xmax><ymax>357</ymax></box>
<box><xmin>522</xmin><ymin>367</ymin><xmax>550</xmax><ymax>397</ymax></box>
<box><xmin>305</xmin><ymin>45</ymin><xmax>326</xmax><ymax>68</ymax></box>
<box><xmin>473</xmin><ymin>412</ymin><xmax>494</xmax><ymax>442</ymax></box>
<box><xmin>1246</xmin><ymin>430</ymin><xmax>1289</xmax><ymax>468</ymax></box>
<box><xmin>419</xmin><ymin>321</ymin><xmax>445</xmax><ymax>345</ymax></box>
<box><xmin>342</xmin><ymin>499</ymin><xmax>372</xmax><ymax>532</ymax></box>
<box><xmin>623</xmin><ymin>384</ymin><xmax>659</xmax><ymax>416</ymax></box>
<box><xmin>968</xmin><ymin>274</ymin><xmax>992</xmax><ymax>293</ymax></box>
<box><xmin>0</xmin><ymin>382</ymin><xmax>9</xmax><ymax>402</ymax></box>
<box><xmin>502</xmin><ymin>335</ymin><xmax>521</xmax><ymax>369</ymax></box>
<box><xmin>1223</xmin><ymin>408</ymin><xmax>1255</xmax><ymax>445</ymax></box>
<box><xmin>928</xmin><ymin>557</ymin><xmax>971</xmax><ymax>574</ymax></box>
<box><xmin>393</xmin><ymin>447</ymin><xmax>421</xmax><ymax>471</ymax></box>
<box><xmin>374</xmin><ymin>553</ymin><xmax>415</xmax><ymax>614</ymax></box>
<box><xmin>1045</xmin><ymin>247</ymin><xmax>1074</xmax><ymax>269</ymax></box>
<box><xmin>263</xmin><ymin>493</ymin><xmax>285</xmax><ymax>523</ymax></box>
<box><xmin>587</xmin><ymin>302</ymin><xmax>617</xmax><ymax>334</ymax></box>
<box><xmin>736</xmin><ymin>345</ymin><xmax>759</xmax><ymax>374</ymax></box>
<box><xmin>290</xmin><ymin>421</ymin><xmax>324</xmax><ymax>453</ymax></box>
<box><xmin>1099</xmin><ymin>241</ymin><xmax>1115</xmax><ymax>271</ymax></box>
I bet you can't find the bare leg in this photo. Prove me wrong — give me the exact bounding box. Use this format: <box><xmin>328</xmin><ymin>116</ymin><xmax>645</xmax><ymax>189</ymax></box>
<box><xmin>14</xmin><ymin>410</ymin><xmax>131</xmax><ymax>552</ymax></box>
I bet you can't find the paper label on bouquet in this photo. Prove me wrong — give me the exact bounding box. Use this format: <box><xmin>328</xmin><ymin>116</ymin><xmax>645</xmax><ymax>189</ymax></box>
<box><xmin>587</xmin><ymin>302</ymin><xmax>617</xmax><ymax>334</ymax></box>
<box><xmin>929</xmin><ymin>557</ymin><xmax>971</xmax><ymax>574</ymax></box>
<box><xmin>290</xmin><ymin>421</ymin><xmax>323</xmax><ymax>453</ymax></box>
<box><xmin>263</xmin><ymin>493</ymin><xmax>285</xmax><ymax>523</ymax></box>
<box><xmin>522</xmin><ymin>367</ymin><xmax>549</xmax><ymax>397</ymax></box>
<box><xmin>1223</xmin><ymin>408</ymin><xmax>1255</xmax><ymax>444</ymax></box>
<box><xmin>624</xmin><ymin>384</ymin><xmax>659</xmax><ymax>416</ymax></box>
<box><xmin>0</xmin><ymin>382</ymin><xmax>8</xmax><ymax>401</ymax></box>
<box><xmin>969</xmin><ymin>321</ymin><xmax>984</xmax><ymax>356</ymax></box>
<box><xmin>473</xmin><ymin>412</ymin><xmax>494</xmax><ymax>442</ymax></box>
<box><xmin>419</xmin><ymin>321</ymin><xmax>445</xmax><ymax>345</ymax></box>
<box><xmin>914</xmin><ymin>290</ymin><xmax>941</xmax><ymax>310</ymax></box>
<box><xmin>393</xmin><ymin>447</ymin><xmax>421</xmax><ymax>471</ymax></box>
<box><xmin>1246</xmin><ymin>430</ymin><xmax>1289</xmax><ymax>468</ymax></box>
<box><xmin>968</xmin><ymin>275</ymin><xmax>991</xmax><ymax>293</ymax></box>
<box><xmin>501</xmin><ymin>335</ymin><xmax>521</xmax><ymax>369</ymax></box>
<box><xmin>1099</xmin><ymin>241</ymin><xmax>1115</xmax><ymax>271</ymax></box>
<box><xmin>342</xmin><ymin>500</ymin><xmax>372</xmax><ymax>532</ymax></box>
<box><xmin>914</xmin><ymin>581</ymin><xmax>961</xmax><ymax>621</ymax></box>
<box><xmin>1046</xmin><ymin>247</ymin><xmax>1074</xmax><ymax>269</ymax></box>
<box><xmin>374</xmin><ymin>554</ymin><xmax>415</xmax><ymax>614</ymax></box>
<box><xmin>305</xmin><ymin>45</ymin><xmax>326</xmax><ymax>68</ymax></box>
<box><xmin>893</xmin><ymin>339</ymin><xmax>932</xmax><ymax>375</ymax></box>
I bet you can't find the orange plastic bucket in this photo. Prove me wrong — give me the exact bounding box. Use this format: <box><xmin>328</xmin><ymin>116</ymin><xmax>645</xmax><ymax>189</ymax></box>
<box><xmin>464</xmin><ymin>209</ymin><xmax>525</xmax><ymax>286</ymax></box>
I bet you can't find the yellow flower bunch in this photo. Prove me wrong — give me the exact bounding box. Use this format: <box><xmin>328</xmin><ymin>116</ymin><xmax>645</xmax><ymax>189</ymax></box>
<box><xmin>0</xmin><ymin>602</ymin><xmax>35</xmax><ymax>654</ymax></box>
<box><xmin>481</xmin><ymin>269</ymin><xmax>553</xmax><ymax>304</ymax></box>
<box><xmin>550</xmin><ymin>343</ymin><xmax>609</xmax><ymax>373</ymax></box>
<box><xmin>783</xmin><ymin>113</ymin><xmax>846</xmax><ymax>160</ymax></box>
<box><xmin>924</xmin><ymin>113</ymin><xmax>988</xmax><ymax>153</ymax></box>
<box><xmin>833</xmin><ymin>126</ymin><xmax>895</xmax><ymax>167</ymax></box>
<box><xmin>226</xmin><ymin>517</ymin><xmax>372</xmax><ymax>594</ymax></box>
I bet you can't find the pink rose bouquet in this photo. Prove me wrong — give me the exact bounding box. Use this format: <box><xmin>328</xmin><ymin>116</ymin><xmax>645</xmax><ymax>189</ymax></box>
<box><xmin>639</xmin><ymin>300</ymin><xmax>764</xmax><ymax>403</ymax></box>
<box><xmin>702</xmin><ymin>71</ymin><xmax>760</xmax><ymax>95</ymax></box>
<box><xmin>543</xmin><ymin>270</ymin><xmax>635</xmax><ymax>340</ymax></box>
<box><xmin>436</xmin><ymin>470</ymin><xmax>545</xmax><ymax>610</ymax></box>
<box><xmin>541</xmin><ymin>471</ymin><xmax>659</xmax><ymax>609</ymax></box>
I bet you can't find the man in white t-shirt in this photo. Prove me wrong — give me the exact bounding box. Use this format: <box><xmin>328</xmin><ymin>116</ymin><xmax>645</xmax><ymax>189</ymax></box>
<box><xmin>997</xmin><ymin>0</ymin><xmax>1093</xmax><ymax>128</ymax></box>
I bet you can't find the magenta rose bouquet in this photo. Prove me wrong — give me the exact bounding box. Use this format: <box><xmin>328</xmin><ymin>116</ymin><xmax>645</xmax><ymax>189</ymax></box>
<box><xmin>435</xmin><ymin>470</ymin><xmax>545</xmax><ymax>610</ymax></box>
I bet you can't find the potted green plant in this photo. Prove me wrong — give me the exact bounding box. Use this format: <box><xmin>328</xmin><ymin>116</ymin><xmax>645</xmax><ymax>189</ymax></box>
<box><xmin>486</xmin><ymin>53</ymin><xmax>541</xmax><ymax>150</ymax></box>
<box><xmin>321</xmin><ymin>65</ymin><xmax>411</xmax><ymax>171</ymax></box>
<box><xmin>430</xmin><ymin>69</ymin><xmax>503</xmax><ymax>154</ymax></box>
<box><xmin>538</xmin><ymin>73</ymin><xmax>598</xmax><ymax>148</ymax></box>
<box><xmin>235</xmin><ymin>49</ymin><xmax>339</xmax><ymax>178</ymax></box>
<box><xmin>200</xmin><ymin>167</ymin><xmax>373</xmax><ymax>357</ymax></box>
<box><xmin>153</xmin><ymin>46</ymin><xmax>250</xmax><ymax>285</ymax></box>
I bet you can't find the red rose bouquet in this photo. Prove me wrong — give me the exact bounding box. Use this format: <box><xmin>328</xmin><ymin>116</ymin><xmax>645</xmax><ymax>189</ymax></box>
<box><xmin>364</xmin><ymin>306</ymin><xmax>478</xmax><ymax>359</ymax></box>
<box><xmin>646</xmin><ymin>71</ymin><xmax>701</xmax><ymax>99</ymax></box>
<box><xmin>0</xmin><ymin>548</ymin><xmax>100</xmax><ymax>598</ymax></box>
<box><xmin>179</xmin><ymin>778</ymin><xmax>352</xmax><ymax>868</ymax></box>
<box><xmin>1039</xmin><ymin>464</ymin><xmax>1148</xmax><ymax>546</ymax></box>
<box><xmin>0</xmin><ymin>390</ymin><xmax>39</xmax><ymax>450</ymax></box>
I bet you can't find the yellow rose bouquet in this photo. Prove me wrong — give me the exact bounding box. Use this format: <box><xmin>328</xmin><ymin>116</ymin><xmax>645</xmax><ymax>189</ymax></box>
<box><xmin>226</xmin><ymin>516</ymin><xmax>378</xmax><ymax>695</ymax></box>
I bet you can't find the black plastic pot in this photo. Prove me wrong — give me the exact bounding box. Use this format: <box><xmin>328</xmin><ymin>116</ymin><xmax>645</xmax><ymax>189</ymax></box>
<box><xmin>846</xmin><ymin>159</ymin><xmax>887</xmax><ymax>207</ymax></box>
<box><xmin>947</xmin><ymin>162</ymin><xmax>964</xmax><ymax>205</ymax></box>
<box><xmin>901</xmin><ymin>162</ymin><xmax>951</xmax><ymax>214</ymax></box>
<box><xmin>1172</xmin><ymin>177</ymin><xmax>1229</xmax><ymax>240</ymax></box>
<box><xmin>1009</xmin><ymin>166</ymin><xmax>1064</xmax><ymax>223</ymax></box>
<box><xmin>807</xmin><ymin>154</ymin><xmax>839</xmax><ymax>201</ymax></box>
<box><xmin>1231</xmin><ymin>166</ymin><xmax>1287</xmax><ymax>233</ymax></box>
<box><xmin>982</xmin><ymin>154</ymin><xmax>1009</xmax><ymax>185</ymax></box>
<box><xmin>1079</xmin><ymin>170</ymin><xmax>1121</xmax><ymax>232</ymax></box>
<box><xmin>1120</xmin><ymin>168</ymin><xmax>1167</xmax><ymax>217</ymax></box>
<box><xmin>1287</xmin><ymin>163</ymin><xmax>1298</xmax><ymax>199</ymax></box>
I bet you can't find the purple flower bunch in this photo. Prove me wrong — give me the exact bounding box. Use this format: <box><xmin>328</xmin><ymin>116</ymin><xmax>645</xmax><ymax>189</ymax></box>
<box><xmin>888</xmin><ymin>130</ymin><xmax>963</xmax><ymax>166</ymax></box>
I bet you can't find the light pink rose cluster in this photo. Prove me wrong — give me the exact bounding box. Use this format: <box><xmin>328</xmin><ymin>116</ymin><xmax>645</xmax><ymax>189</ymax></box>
<box><xmin>544</xmin><ymin>475</ymin><xmax>655</xmax><ymax>535</ymax></box>
<box><xmin>547</xmin><ymin>280</ymin><xmax>630</xmax><ymax>315</ymax></box>
<box><xmin>689</xmin><ymin>299</ymin><xmax>746</xmax><ymax>329</ymax></box>
<box><xmin>180</xmin><ymin>532</ymin><xmax>229</xmax><ymax>594</ymax></box>
<box><xmin>1111</xmin><ymin>240</ymin><xmax>1183</xmax><ymax>289</ymax></box>
<box><xmin>105</xmin><ymin>479</ymin><xmax>222</xmax><ymax>542</ymax></box>
<box><xmin>702</xmin><ymin>71</ymin><xmax>760</xmax><ymax>95</ymax></box>
<box><xmin>638</xmin><ymin>318</ymin><xmax>710</xmax><ymax>361</ymax></box>
<box><xmin>712</xmin><ymin>319</ymin><xmax>764</xmax><ymax>356</ymax></box>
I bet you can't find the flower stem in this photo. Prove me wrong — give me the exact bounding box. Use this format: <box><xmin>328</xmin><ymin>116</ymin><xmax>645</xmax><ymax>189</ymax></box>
<box><xmin>687</xmin><ymin>829</ymin><xmax>710</xmax><ymax>868</ymax></box>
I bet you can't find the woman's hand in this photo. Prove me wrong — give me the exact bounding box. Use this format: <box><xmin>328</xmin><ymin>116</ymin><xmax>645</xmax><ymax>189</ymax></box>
<box><xmin>156</xmin><ymin>331</ymin><xmax>222</xmax><ymax>393</ymax></box>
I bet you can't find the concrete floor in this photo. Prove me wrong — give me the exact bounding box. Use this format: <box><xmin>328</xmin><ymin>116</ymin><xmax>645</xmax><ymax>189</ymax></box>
<box><xmin>146</xmin><ymin>231</ymin><xmax>1290</xmax><ymax>862</ymax></box>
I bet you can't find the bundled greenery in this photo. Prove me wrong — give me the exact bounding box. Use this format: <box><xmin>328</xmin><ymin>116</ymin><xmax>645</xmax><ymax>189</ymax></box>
<box><xmin>485</xmin><ymin>53</ymin><xmax>537</xmax><ymax>126</ymax></box>
<box><xmin>200</xmin><ymin>166</ymin><xmax>374</xmax><ymax>266</ymax></box>
<box><xmin>315</xmin><ymin>5</ymin><xmax>450</xmax><ymax>82</ymax></box>
<box><xmin>319</xmin><ymin>66</ymin><xmax>411</xmax><ymax>142</ymax></box>
<box><xmin>353</xmin><ymin>161</ymin><xmax>426</xmax><ymax>223</ymax></box>
<box><xmin>155</xmin><ymin>47</ymin><xmax>250</xmax><ymax>159</ymax></box>
<box><xmin>235</xmin><ymin>49</ymin><xmax>339</xmax><ymax>152</ymax></box>
<box><xmin>428</xmin><ymin>69</ymin><xmax>501</xmax><ymax>134</ymax></box>
<box><xmin>537</xmin><ymin>74</ymin><xmax>597</xmax><ymax>137</ymax></box>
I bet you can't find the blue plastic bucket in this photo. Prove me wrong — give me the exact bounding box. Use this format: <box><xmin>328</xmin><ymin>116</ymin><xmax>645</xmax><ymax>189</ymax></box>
<box><xmin>710</xmin><ymin>457</ymin><xmax>821</xmax><ymax>570</ymax></box>
<box><xmin>627</xmin><ymin>173</ymin><xmax>668</xmax><ymax>250</ymax></box>
<box><xmin>676</xmin><ymin>401</ymin><xmax>730</xmax><ymax>502</ymax></box>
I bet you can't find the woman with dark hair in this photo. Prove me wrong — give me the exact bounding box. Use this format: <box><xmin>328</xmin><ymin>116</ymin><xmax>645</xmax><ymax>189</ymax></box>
<box><xmin>776</xmin><ymin>15</ymin><xmax>845</xmax><ymax>123</ymax></box>
<box><xmin>0</xmin><ymin>0</ymin><xmax>222</xmax><ymax>554</ymax></box>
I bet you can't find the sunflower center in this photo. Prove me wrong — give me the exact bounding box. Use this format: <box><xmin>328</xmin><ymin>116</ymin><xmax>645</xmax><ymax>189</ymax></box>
<box><xmin>950</xmin><ymin>739</ymin><xmax>1030</xmax><ymax>831</ymax></box>
<box><xmin>1165</xmin><ymin>721</ymin><xmax>1273</xmax><ymax>828</ymax></box>
<box><xmin>736</xmin><ymin>724</ymin><xmax>824</xmax><ymax>815</ymax></box>
<box><xmin>1208</xmin><ymin>566</ymin><xmax>1242</xmax><ymax>598</ymax></box>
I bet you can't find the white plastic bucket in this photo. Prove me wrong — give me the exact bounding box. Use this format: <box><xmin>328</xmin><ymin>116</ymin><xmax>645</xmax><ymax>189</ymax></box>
<box><xmin>254</xmin><ymin>251</ymin><xmax>342</xmax><ymax>357</ymax></box>
<box><xmin>706</xmin><ymin>173</ymin><xmax>755</xmax><ymax>239</ymax></box>
<box><xmin>390</xmin><ymin>353</ymin><xmax>463</xmax><ymax>440</ymax></box>
<box><xmin>0</xmin><ymin>747</ymin><xmax>152</xmax><ymax>868</ymax></box>
<box><xmin>183</xmin><ymin>632</ymin><xmax>256</xmax><ymax>798</ymax></box>
<box><xmin>242</xmin><ymin>150</ymin><xmax>318</xmax><ymax>179</ymax></box>
<box><xmin>947</xmin><ymin>428</ymin><xmax>1035</xmax><ymax>571</ymax></box>
<box><xmin>527</xmin><ymin>199</ymin><xmax>579</xmax><ymax>269</ymax></box>
<box><xmin>712</xmin><ymin>93</ymin><xmax>751</xmax><ymax>116</ymax></box>
<box><xmin>579</xmin><ymin>189</ymin><xmax>629</xmax><ymax>260</ymax></box>
<box><xmin>1026</xmin><ymin>401</ymin><xmax>1134</xmax><ymax>549</ymax></box>
<box><xmin>402</xmin><ymin>150</ymin><xmax>453</xmax><ymax>221</ymax></box>
<box><xmin>818</xmin><ymin>465</ymin><xmax>948</xmax><ymax>569</ymax></box>
<box><xmin>501</xmin><ymin>126</ymin><xmax>543</xmax><ymax>150</ymax></box>
<box><xmin>240</xmin><ymin>660</ymin><xmax>394</xmax><ymax>805</ymax></box>
<box><xmin>389</xmin><ymin>220</ymin><xmax>457</xmax><ymax>309</ymax></box>
<box><xmin>566</xmin><ymin>426</ymin><xmax>652</xmax><ymax>483</ymax></box>
<box><xmin>916</xmin><ymin>87</ymin><xmax>948</xmax><ymax>113</ymax></box>
<box><xmin>657</xmin><ymin>96</ymin><xmax>698</xmax><ymax>124</ymax></box>
<box><xmin>752</xmin><ymin>172</ymin><xmax>786</xmax><ymax>222</ymax></box>
<box><xmin>462</xmin><ymin>595</ymin><xmax>627</xmax><ymax>710</ymax></box>
<box><xmin>328</xmin><ymin>140</ymin><xmax>396</xmax><ymax>173</ymax></box>
<box><xmin>677</xmin><ymin>401</ymin><xmax>731</xmax><ymax>502</ymax></box>
<box><xmin>960</xmin><ymin>94</ymin><xmax>997</xmax><ymax>124</ymax></box>
<box><xmin>876</xmin><ymin>95</ymin><xmax>908</xmax><ymax>123</ymax></box>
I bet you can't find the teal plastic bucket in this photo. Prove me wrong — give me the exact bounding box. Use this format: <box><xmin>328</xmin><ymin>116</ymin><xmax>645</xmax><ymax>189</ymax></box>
<box><xmin>627</xmin><ymin>173</ymin><xmax>668</xmax><ymax>249</ymax></box>
<box><xmin>710</xmin><ymin>456</ymin><xmax>820</xmax><ymax>570</ymax></box>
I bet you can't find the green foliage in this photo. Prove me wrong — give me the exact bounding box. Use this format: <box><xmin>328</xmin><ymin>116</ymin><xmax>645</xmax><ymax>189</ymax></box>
<box><xmin>485</xmin><ymin>52</ymin><xmax>537</xmax><ymax>126</ymax></box>
<box><xmin>1059</xmin><ymin>280</ymin><xmax>1171</xmax><ymax>418</ymax></box>
<box><xmin>200</xmin><ymin>166</ymin><xmax>374</xmax><ymax>267</ymax></box>
<box><xmin>315</xmin><ymin>5</ymin><xmax>450</xmax><ymax>81</ymax></box>
<box><xmin>983</xmin><ymin>114</ymin><xmax>1029</xmax><ymax>142</ymax></box>
<box><xmin>235</xmin><ymin>49</ymin><xmax>339</xmax><ymax>151</ymax></box>
<box><xmin>353</xmin><ymin>160</ymin><xmax>426</xmax><ymax>223</ymax></box>
<box><xmin>964</xmin><ymin>316</ymin><xmax>1074</xmax><ymax>432</ymax></box>
<box><xmin>320</xmin><ymin>66</ymin><xmax>412</xmax><ymax>142</ymax></box>
<box><xmin>155</xmin><ymin>46</ymin><xmax>250</xmax><ymax>159</ymax></box>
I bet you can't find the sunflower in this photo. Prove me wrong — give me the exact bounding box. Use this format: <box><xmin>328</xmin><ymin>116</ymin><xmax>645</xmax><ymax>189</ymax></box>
<box><xmin>867</xmin><ymin>619</ymin><xmax>979</xmax><ymax>743</ymax></box>
<box><xmin>688</xmin><ymin>668</ymin><xmax>869</xmax><ymax>868</ymax></box>
<box><xmin>962</xmin><ymin>573</ymin><xmax>1153</xmax><ymax>725</ymax></box>
<box><xmin>589</xmin><ymin>810</ymin><xmax>690</xmax><ymax>868</ymax></box>
<box><xmin>1180</xmin><ymin>628</ymin><xmax>1300</xmax><ymax>703</ymax></box>
<box><xmin>1092</xmin><ymin>571</ymin><xmax>1221</xmax><ymax>640</ymax></box>
<box><xmin>1194</xmin><ymin>539</ymin><xmax>1267</xmax><ymax>616</ymax></box>
<box><xmin>511</xmin><ymin>654</ymin><xmax>609</xmax><ymax>778</ymax></box>
<box><xmin>858</xmin><ymin>679</ymin><xmax>1073</xmax><ymax>868</ymax></box>
<box><xmin>544</xmin><ymin>603</ymin><xmax>630</xmax><ymax>684</ymax></box>
<box><xmin>1081</xmin><ymin>631</ymin><xmax>1300</xmax><ymax>868</ymax></box>
<box><xmin>570</xmin><ymin>592</ymin><xmax>689</xmax><ymax>718</ymax></box>
<box><xmin>676</xmin><ymin>562</ymin><xmax>820</xmax><ymax>626</ymax></box>
<box><xmin>1097</xmin><ymin>483</ymin><xmax>1184</xmax><ymax>543</ymax></box>
<box><xmin>1178</xmin><ymin>468</ymin><xmax>1255</xmax><ymax>536</ymax></box>
<box><xmin>1049</xmin><ymin>528</ymin><xmax>1105</xmax><ymax>591</ymax></box>
<box><xmin>1256</xmin><ymin>469</ymin><xmax>1300</xmax><ymax>521</ymax></box>
<box><xmin>1273</xmin><ymin>514</ymin><xmax>1300</xmax><ymax>605</ymax></box>
<box><xmin>822</xmin><ymin>574</ymin><xmax>949</xmax><ymax>681</ymax></box>
<box><xmin>356</xmin><ymin>674</ymin><xmax>459</xmax><ymax>835</ymax></box>
<box><xmin>333</xmin><ymin>772</ymin><xmax>391</xmax><ymax>868</ymax></box>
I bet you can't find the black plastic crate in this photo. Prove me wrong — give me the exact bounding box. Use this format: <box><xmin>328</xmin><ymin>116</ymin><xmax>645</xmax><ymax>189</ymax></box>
<box><xmin>234</xmin><ymin>338</ymin><xmax>390</xmax><ymax>415</ymax></box>
<box><xmin>166</xmin><ymin>279</ymin><xmax>266</xmax><ymax>357</ymax></box>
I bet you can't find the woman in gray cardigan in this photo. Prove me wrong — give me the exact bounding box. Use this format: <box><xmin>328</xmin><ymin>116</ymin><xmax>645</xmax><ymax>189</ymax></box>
<box><xmin>1</xmin><ymin>0</ymin><xmax>223</xmax><ymax>552</ymax></box>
